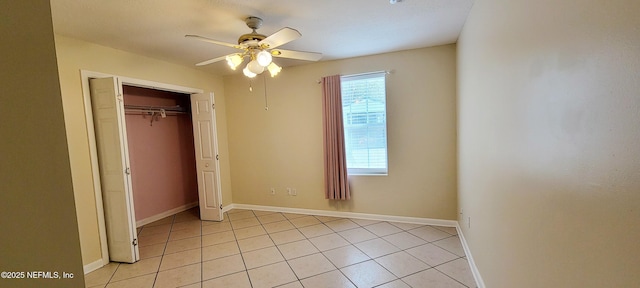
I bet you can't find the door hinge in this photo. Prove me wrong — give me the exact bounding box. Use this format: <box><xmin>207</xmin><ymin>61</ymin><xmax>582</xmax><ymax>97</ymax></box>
<box><xmin>125</xmin><ymin>167</ymin><xmax>131</xmax><ymax>175</ymax></box>
<box><xmin>132</xmin><ymin>238</ymin><xmax>138</xmax><ymax>246</ymax></box>
<box><xmin>117</xmin><ymin>94</ymin><xmax>123</xmax><ymax>102</ymax></box>
<box><xmin>220</xmin><ymin>204</ymin><xmax>222</xmax><ymax>210</ymax></box>
<box><xmin>212</xmin><ymin>104</ymin><xmax>215</xmax><ymax>109</ymax></box>
<box><xmin>216</xmin><ymin>154</ymin><xmax>219</xmax><ymax>160</ymax></box>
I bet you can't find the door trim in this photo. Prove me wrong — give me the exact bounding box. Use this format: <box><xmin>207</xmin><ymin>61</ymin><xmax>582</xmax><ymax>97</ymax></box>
<box><xmin>80</xmin><ymin>70</ymin><xmax>205</xmax><ymax>269</ymax></box>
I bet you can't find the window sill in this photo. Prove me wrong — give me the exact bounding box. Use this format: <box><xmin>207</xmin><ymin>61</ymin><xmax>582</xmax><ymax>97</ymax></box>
<box><xmin>348</xmin><ymin>173</ymin><xmax>388</xmax><ymax>177</ymax></box>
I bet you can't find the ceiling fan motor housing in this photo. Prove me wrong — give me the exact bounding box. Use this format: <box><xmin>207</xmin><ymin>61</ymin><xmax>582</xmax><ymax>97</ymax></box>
<box><xmin>238</xmin><ymin>33</ymin><xmax>266</xmax><ymax>45</ymax></box>
<box><xmin>245</xmin><ymin>16</ymin><xmax>263</xmax><ymax>30</ymax></box>
<box><xmin>238</xmin><ymin>16</ymin><xmax>266</xmax><ymax>45</ymax></box>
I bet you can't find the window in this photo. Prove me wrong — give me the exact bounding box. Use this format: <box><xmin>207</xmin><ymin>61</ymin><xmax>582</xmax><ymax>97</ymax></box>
<box><xmin>341</xmin><ymin>72</ymin><xmax>388</xmax><ymax>175</ymax></box>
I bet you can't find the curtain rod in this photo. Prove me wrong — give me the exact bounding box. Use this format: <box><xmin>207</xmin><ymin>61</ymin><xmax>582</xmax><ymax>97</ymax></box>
<box><xmin>316</xmin><ymin>70</ymin><xmax>391</xmax><ymax>84</ymax></box>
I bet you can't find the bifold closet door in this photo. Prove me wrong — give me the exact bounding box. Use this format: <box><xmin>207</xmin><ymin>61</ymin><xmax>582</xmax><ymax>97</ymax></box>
<box><xmin>89</xmin><ymin>77</ymin><xmax>139</xmax><ymax>263</ymax></box>
<box><xmin>191</xmin><ymin>93</ymin><xmax>223</xmax><ymax>221</ymax></box>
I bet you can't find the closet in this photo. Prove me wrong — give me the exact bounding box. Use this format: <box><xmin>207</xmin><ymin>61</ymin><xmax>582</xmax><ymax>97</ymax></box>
<box><xmin>87</xmin><ymin>75</ymin><xmax>222</xmax><ymax>264</ymax></box>
<box><xmin>122</xmin><ymin>86</ymin><xmax>198</xmax><ymax>224</ymax></box>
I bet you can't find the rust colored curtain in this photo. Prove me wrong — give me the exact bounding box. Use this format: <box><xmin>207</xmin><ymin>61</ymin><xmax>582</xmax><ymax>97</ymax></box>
<box><xmin>321</xmin><ymin>75</ymin><xmax>351</xmax><ymax>200</ymax></box>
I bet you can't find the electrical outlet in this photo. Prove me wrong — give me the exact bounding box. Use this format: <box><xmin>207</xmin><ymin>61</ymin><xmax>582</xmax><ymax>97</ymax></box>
<box><xmin>270</xmin><ymin>188</ymin><xmax>275</xmax><ymax>195</ymax></box>
<box><xmin>291</xmin><ymin>188</ymin><xmax>297</xmax><ymax>196</ymax></box>
<box><xmin>287</xmin><ymin>188</ymin><xmax>292</xmax><ymax>195</ymax></box>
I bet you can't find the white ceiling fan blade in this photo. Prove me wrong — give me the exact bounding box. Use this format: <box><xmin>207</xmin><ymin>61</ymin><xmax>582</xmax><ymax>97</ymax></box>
<box><xmin>185</xmin><ymin>34</ymin><xmax>242</xmax><ymax>49</ymax></box>
<box><xmin>259</xmin><ymin>27</ymin><xmax>301</xmax><ymax>49</ymax></box>
<box><xmin>271</xmin><ymin>49</ymin><xmax>322</xmax><ymax>61</ymax></box>
<box><xmin>195</xmin><ymin>55</ymin><xmax>229</xmax><ymax>66</ymax></box>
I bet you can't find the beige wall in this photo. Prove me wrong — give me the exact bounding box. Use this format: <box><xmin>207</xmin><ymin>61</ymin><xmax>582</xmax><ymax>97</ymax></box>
<box><xmin>54</xmin><ymin>35</ymin><xmax>231</xmax><ymax>266</ymax></box>
<box><xmin>0</xmin><ymin>1</ymin><xmax>85</xmax><ymax>287</ymax></box>
<box><xmin>225</xmin><ymin>45</ymin><xmax>457</xmax><ymax>219</ymax></box>
<box><xmin>458</xmin><ymin>0</ymin><xmax>640</xmax><ymax>287</ymax></box>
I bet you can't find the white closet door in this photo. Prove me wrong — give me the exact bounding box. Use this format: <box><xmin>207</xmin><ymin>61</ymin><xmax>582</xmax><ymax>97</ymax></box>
<box><xmin>191</xmin><ymin>93</ymin><xmax>223</xmax><ymax>221</ymax></box>
<box><xmin>89</xmin><ymin>77</ymin><xmax>139</xmax><ymax>263</ymax></box>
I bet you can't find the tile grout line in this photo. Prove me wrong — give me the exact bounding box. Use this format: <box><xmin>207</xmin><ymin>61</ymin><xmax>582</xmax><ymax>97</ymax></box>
<box><xmin>94</xmin><ymin>208</ymin><xmax>472</xmax><ymax>287</ymax></box>
<box><xmin>316</xmin><ymin>215</ymin><xmax>462</xmax><ymax>287</ymax></box>
<box><xmin>103</xmin><ymin>263</ymin><xmax>120</xmax><ymax>286</ymax></box>
<box><xmin>284</xmin><ymin>214</ymin><xmax>364</xmax><ymax>286</ymax></box>
<box><xmin>100</xmin><ymin>212</ymin><xmax>190</xmax><ymax>286</ymax></box>
<box><xmin>153</xmin><ymin>214</ymin><xmax>174</xmax><ymax>288</ymax></box>
<box><xmin>302</xmin><ymin>215</ymin><xmax>395</xmax><ymax>287</ymax></box>
<box><xmin>332</xmin><ymin>218</ymin><xmax>408</xmax><ymax>287</ymax></box>
<box><xmin>432</xmin><ymin>234</ymin><xmax>466</xmax><ymax>257</ymax></box>
<box><xmin>291</xmin><ymin>220</ymin><xmax>339</xmax><ymax>282</ymax></box>
<box><xmin>270</xmin><ymin>212</ymin><xmax>304</xmax><ymax>286</ymax></box>
<box><xmin>431</xmin><ymin>257</ymin><xmax>474</xmax><ymax>288</ymax></box>
<box><xmin>234</xmin><ymin>210</ymin><xmax>255</xmax><ymax>288</ymax></box>
<box><xmin>198</xmin><ymin>214</ymin><xmax>203</xmax><ymax>288</ymax></box>
<box><xmin>384</xmin><ymin>225</ymin><xmax>466</xmax><ymax>286</ymax></box>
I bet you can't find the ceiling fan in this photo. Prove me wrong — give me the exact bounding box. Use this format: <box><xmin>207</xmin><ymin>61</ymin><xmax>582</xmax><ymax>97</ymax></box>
<box><xmin>186</xmin><ymin>16</ymin><xmax>322</xmax><ymax>78</ymax></box>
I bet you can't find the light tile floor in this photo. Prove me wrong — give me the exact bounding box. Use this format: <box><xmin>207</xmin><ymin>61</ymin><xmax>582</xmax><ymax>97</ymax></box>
<box><xmin>85</xmin><ymin>208</ymin><xmax>477</xmax><ymax>288</ymax></box>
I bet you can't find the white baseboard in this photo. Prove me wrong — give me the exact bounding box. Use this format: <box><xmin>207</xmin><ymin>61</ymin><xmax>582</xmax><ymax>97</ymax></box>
<box><xmin>83</xmin><ymin>258</ymin><xmax>107</xmax><ymax>274</ymax></box>
<box><xmin>457</xmin><ymin>224</ymin><xmax>486</xmax><ymax>288</ymax></box>
<box><xmin>228</xmin><ymin>203</ymin><xmax>458</xmax><ymax>227</ymax></box>
<box><xmin>136</xmin><ymin>202</ymin><xmax>198</xmax><ymax>227</ymax></box>
<box><xmin>222</xmin><ymin>204</ymin><xmax>234</xmax><ymax>214</ymax></box>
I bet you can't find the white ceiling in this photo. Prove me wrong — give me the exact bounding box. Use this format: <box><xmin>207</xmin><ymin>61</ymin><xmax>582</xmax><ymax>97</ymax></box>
<box><xmin>51</xmin><ymin>0</ymin><xmax>474</xmax><ymax>76</ymax></box>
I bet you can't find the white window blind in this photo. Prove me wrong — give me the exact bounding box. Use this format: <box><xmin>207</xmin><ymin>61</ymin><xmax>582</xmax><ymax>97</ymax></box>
<box><xmin>340</xmin><ymin>72</ymin><xmax>388</xmax><ymax>175</ymax></box>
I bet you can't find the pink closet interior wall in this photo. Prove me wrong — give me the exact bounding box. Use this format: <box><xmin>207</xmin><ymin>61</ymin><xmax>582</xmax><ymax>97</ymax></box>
<box><xmin>123</xmin><ymin>86</ymin><xmax>198</xmax><ymax>223</ymax></box>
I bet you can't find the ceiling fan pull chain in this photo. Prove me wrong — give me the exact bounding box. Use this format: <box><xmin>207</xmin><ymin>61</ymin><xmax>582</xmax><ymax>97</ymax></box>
<box><xmin>263</xmin><ymin>74</ymin><xmax>269</xmax><ymax>111</ymax></box>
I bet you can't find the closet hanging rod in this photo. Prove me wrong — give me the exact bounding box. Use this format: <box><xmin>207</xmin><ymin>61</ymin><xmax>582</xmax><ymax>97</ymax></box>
<box><xmin>123</xmin><ymin>104</ymin><xmax>188</xmax><ymax>113</ymax></box>
<box><xmin>124</xmin><ymin>110</ymin><xmax>187</xmax><ymax>115</ymax></box>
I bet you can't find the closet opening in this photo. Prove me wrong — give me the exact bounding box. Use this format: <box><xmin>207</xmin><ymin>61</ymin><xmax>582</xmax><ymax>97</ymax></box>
<box><xmin>122</xmin><ymin>86</ymin><xmax>198</xmax><ymax>226</ymax></box>
<box><xmin>83</xmin><ymin>72</ymin><xmax>223</xmax><ymax>267</ymax></box>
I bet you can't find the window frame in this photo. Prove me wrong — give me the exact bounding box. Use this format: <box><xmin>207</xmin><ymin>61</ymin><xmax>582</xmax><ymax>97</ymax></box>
<box><xmin>340</xmin><ymin>72</ymin><xmax>389</xmax><ymax>176</ymax></box>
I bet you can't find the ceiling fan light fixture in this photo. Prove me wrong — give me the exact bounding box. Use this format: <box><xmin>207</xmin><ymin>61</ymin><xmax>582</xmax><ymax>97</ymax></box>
<box><xmin>247</xmin><ymin>59</ymin><xmax>265</xmax><ymax>75</ymax></box>
<box><xmin>187</xmin><ymin>17</ymin><xmax>320</xmax><ymax>79</ymax></box>
<box><xmin>226</xmin><ymin>54</ymin><xmax>243</xmax><ymax>70</ymax></box>
<box><xmin>243</xmin><ymin>66</ymin><xmax>257</xmax><ymax>78</ymax></box>
<box><xmin>267</xmin><ymin>62</ymin><xmax>282</xmax><ymax>77</ymax></box>
<box><xmin>256</xmin><ymin>50</ymin><xmax>273</xmax><ymax>66</ymax></box>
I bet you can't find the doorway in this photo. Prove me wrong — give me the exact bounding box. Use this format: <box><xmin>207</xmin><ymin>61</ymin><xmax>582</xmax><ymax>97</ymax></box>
<box><xmin>122</xmin><ymin>85</ymin><xmax>199</xmax><ymax>226</ymax></box>
<box><xmin>82</xmin><ymin>71</ymin><xmax>223</xmax><ymax>265</ymax></box>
